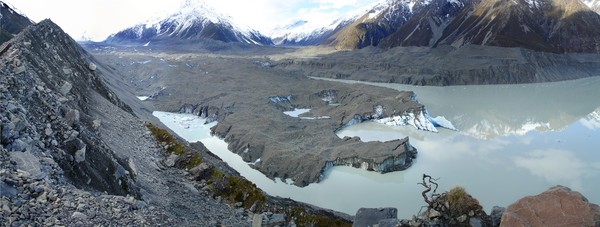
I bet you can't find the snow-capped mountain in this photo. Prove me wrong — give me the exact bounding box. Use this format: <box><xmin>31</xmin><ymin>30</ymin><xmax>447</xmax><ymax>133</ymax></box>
<box><xmin>583</xmin><ymin>0</ymin><xmax>600</xmax><ymax>13</ymax></box>
<box><xmin>106</xmin><ymin>0</ymin><xmax>272</xmax><ymax>45</ymax></box>
<box><xmin>271</xmin><ymin>0</ymin><xmax>458</xmax><ymax>49</ymax></box>
<box><xmin>269</xmin><ymin>19</ymin><xmax>339</xmax><ymax>46</ymax></box>
<box><xmin>269</xmin><ymin>1</ymin><xmax>380</xmax><ymax>46</ymax></box>
<box><xmin>0</xmin><ymin>1</ymin><xmax>33</xmax><ymax>44</ymax></box>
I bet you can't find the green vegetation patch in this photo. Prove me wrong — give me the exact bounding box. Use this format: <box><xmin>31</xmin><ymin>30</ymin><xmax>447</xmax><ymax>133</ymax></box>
<box><xmin>209</xmin><ymin>171</ymin><xmax>266</xmax><ymax>209</ymax></box>
<box><xmin>146</xmin><ymin>123</ymin><xmax>202</xmax><ymax>168</ymax></box>
<box><xmin>441</xmin><ymin>186</ymin><xmax>483</xmax><ymax>218</ymax></box>
<box><xmin>288</xmin><ymin>207</ymin><xmax>351</xmax><ymax>227</ymax></box>
<box><xmin>185</xmin><ymin>154</ymin><xmax>203</xmax><ymax>169</ymax></box>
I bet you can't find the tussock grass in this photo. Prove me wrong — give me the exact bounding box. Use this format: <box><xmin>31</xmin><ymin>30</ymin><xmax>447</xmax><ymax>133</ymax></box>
<box><xmin>146</xmin><ymin>123</ymin><xmax>202</xmax><ymax>167</ymax></box>
<box><xmin>444</xmin><ymin>186</ymin><xmax>482</xmax><ymax>218</ymax></box>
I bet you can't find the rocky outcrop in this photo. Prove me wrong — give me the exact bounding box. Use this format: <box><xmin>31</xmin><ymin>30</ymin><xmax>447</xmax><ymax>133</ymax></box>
<box><xmin>500</xmin><ymin>185</ymin><xmax>600</xmax><ymax>227</ymax></box>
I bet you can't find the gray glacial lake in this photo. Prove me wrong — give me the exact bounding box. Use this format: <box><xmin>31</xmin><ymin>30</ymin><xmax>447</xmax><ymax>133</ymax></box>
<box><xmin>154</xmin><ymin>76</ymin><xmax>600</xmax><ymax>218</ymax></box>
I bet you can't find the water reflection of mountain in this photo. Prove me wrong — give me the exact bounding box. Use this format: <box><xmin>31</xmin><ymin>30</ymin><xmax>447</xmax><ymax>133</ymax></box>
<box><xmin>451</xmin><ymin>105</ymin><xmax>600</xmax><ymax>140</ymax></box>
<box><xmin>347</xmin><ymin>76</ymin><xmax>600</xmax><ymax>140</ymax></box>
<box><xmin>580</xmin><ymin>107</ymin><xmax>600</xmax><ymax>130</ymax></box>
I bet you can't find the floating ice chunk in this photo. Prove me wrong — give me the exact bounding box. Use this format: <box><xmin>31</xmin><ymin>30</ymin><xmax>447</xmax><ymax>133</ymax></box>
<box><xmin>247</xmin><ymin>158</ymin><xmax>261</xmax><ymax>165</ymax></box>
<box><xmin>300</xmin><ymin>116</ymin><xmax>331</xmax><ymax>120</ymax></box>
<box><xmin>376</xmin><ymin>111</ymin><xmax>438</xmax><ymax>132</ymax></box>
<box><xmin>284</xmin><ymin>108</ymin><xmax>330</xmax><ymax>120</ymax></box>
<box><xmin>269</xmin><ymin>95</ymin><xmax>292</xmax><ymax>103</ymax></box>
<box><xmin>430</xmin><ymin>116</ymin><xmax>457</xmax><ymax>131</ymax></box>
<box><xmin>283</xmin><ymin>108</ymin><xmax>311</xmax><ymax>117</ymax></box>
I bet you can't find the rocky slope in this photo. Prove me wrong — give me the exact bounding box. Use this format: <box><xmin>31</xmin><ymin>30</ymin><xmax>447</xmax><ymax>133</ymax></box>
<box><xmin>418</xmin><ymin>0</ymin><xmax>600</xmax><ymax>53</ymax></box>
<box><xmin>324</xmin><ymin>0</ymin><xmax>433</xmax><ymax>50</ymax></box>
<box><xmin>1</xmin><ymin>18</ymin><xmax>354</xmax><ymax>226</ymax></box>
<box><xmin>106</xmin><ymin>0</ymin><xmax>271</xmax><ymax>45</ymax></box>
<box><xmin>1</xmin><ymin>19</ymin><xmax>140</xmax><ymax>197</ymax></box>
<box><xmin>0</xmin><ymin>1</ymin><xmax>33</xmax><ymax>44</ymax></box>
<box><xmin>0</xmin><ymin>19</ymin><xmax>292</xmax><ymax>226</ymax></box>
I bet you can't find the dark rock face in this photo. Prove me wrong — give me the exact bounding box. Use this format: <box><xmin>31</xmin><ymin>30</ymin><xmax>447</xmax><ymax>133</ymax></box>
<box><xmin>490</xmin><ymin>206</ymin><xmax>505</xmax><ymax>227</ymax></box>
<box><xmin>500</xmin><ymin>185</ymin><xmax>600</xmax><ymax>226</ymax></box>
<box><xmin>324</xmin><ymin>0</ymin><xmax>420</xmax><ymax>50</ymax></box>
<box><xmin>353</xmin><ymin>207</ymin><xmax>398</xmax><ymax>227</ymax></box>
<box><xmin>0</xmin><ymin>1</ymin><xmax>34</xmax><ymax>44</ymax></box>
<box><xmin>379</xmin><ymin>0</ymin><xmax>467</xmax><ymax>48</ymax></box>
<box><xmin>0</xmin><ymin>19</ymin><xmax>138</xmax><ymax>197</ymax></box>
<box><xmin>426</xmin><ymin>0</ymin><xmax>600</xmax><ymax>53</ymax></box>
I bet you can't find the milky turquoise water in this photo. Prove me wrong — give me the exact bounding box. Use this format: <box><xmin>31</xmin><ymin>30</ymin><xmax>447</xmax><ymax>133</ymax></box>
<box><xmin>154</xmin><ymin>76</ymin><xmax>600</xmax><ymax>218</ymax></box>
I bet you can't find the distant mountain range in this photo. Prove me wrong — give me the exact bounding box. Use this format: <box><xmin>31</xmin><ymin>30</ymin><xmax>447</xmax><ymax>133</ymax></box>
<box><xmin>273</xmin><ymin>0</ymin><xmax>600</xmax><ymax>53</ymax></box>
<box><xmin>0</xmin><ymin>1</ymin><xmax>33</xmax><ymax>44</ymax></box>
<box><xmin>106</xmin><ymin>0</ymin><xmax>272</xmax><ymax>45</ymax></box>
<box><xmin>6</xmin><ymin>0</ymin><xmax>599</xmax><ymax>53</ymax></box>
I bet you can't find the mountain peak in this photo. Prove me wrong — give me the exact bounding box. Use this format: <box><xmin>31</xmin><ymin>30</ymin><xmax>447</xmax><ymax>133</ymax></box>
<box><xmin>106</xmin><ymin>0</ymin><xmax>272</xmax><ymax>45</ymax></box>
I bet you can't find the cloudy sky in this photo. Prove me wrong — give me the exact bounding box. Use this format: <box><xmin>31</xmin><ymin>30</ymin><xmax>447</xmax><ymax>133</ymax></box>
<box><xmin>4</xmin><ymin>0</ymin><xmax>375</xmax><ymax>41</ymax></box>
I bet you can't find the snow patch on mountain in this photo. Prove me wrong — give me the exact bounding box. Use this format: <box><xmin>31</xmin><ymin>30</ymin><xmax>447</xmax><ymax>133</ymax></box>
<box><xmin>270</xmin><ymin>0</ymin><xmax>426</xmax><ymax>45</ymax></box>
<box><xmin>269</xmin><ymin>1</ymin><xmax>380</xmax><ymax>45</ymax></box>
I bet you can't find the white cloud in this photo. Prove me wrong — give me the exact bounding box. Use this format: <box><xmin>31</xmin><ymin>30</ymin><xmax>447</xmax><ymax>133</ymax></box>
<box><xmin>514</xmin><ymin>149</ymin><xmax>587</xmax><ymax>191</ymax></box>
<box><xmin>313</xmin><ymin>0</ymin><xmax>360</xmax><ymax>9</ymax></box>
<box><xmin>3</xmin><ymin>0</ymin><xmax>377</xmax><ymax>41</ymax></box>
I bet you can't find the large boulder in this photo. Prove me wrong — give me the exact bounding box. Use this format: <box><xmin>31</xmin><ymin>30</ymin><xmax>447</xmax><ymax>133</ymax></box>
<box><xmin>500</xmin><ymin>185</ymin><xmax>600</xmax><ymax>227</ymax></box>
<box><xmin>353</xmin><ymin>207</ymin><xmax>398</xmax><ymax>227</ymax></box>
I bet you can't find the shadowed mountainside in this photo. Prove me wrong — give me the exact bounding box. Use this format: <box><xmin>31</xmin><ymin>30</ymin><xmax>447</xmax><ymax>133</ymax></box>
<box><xmin>0</xmin><ymin>1</ymin><xmax>33</xmax><ymax>44</ymax></box>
